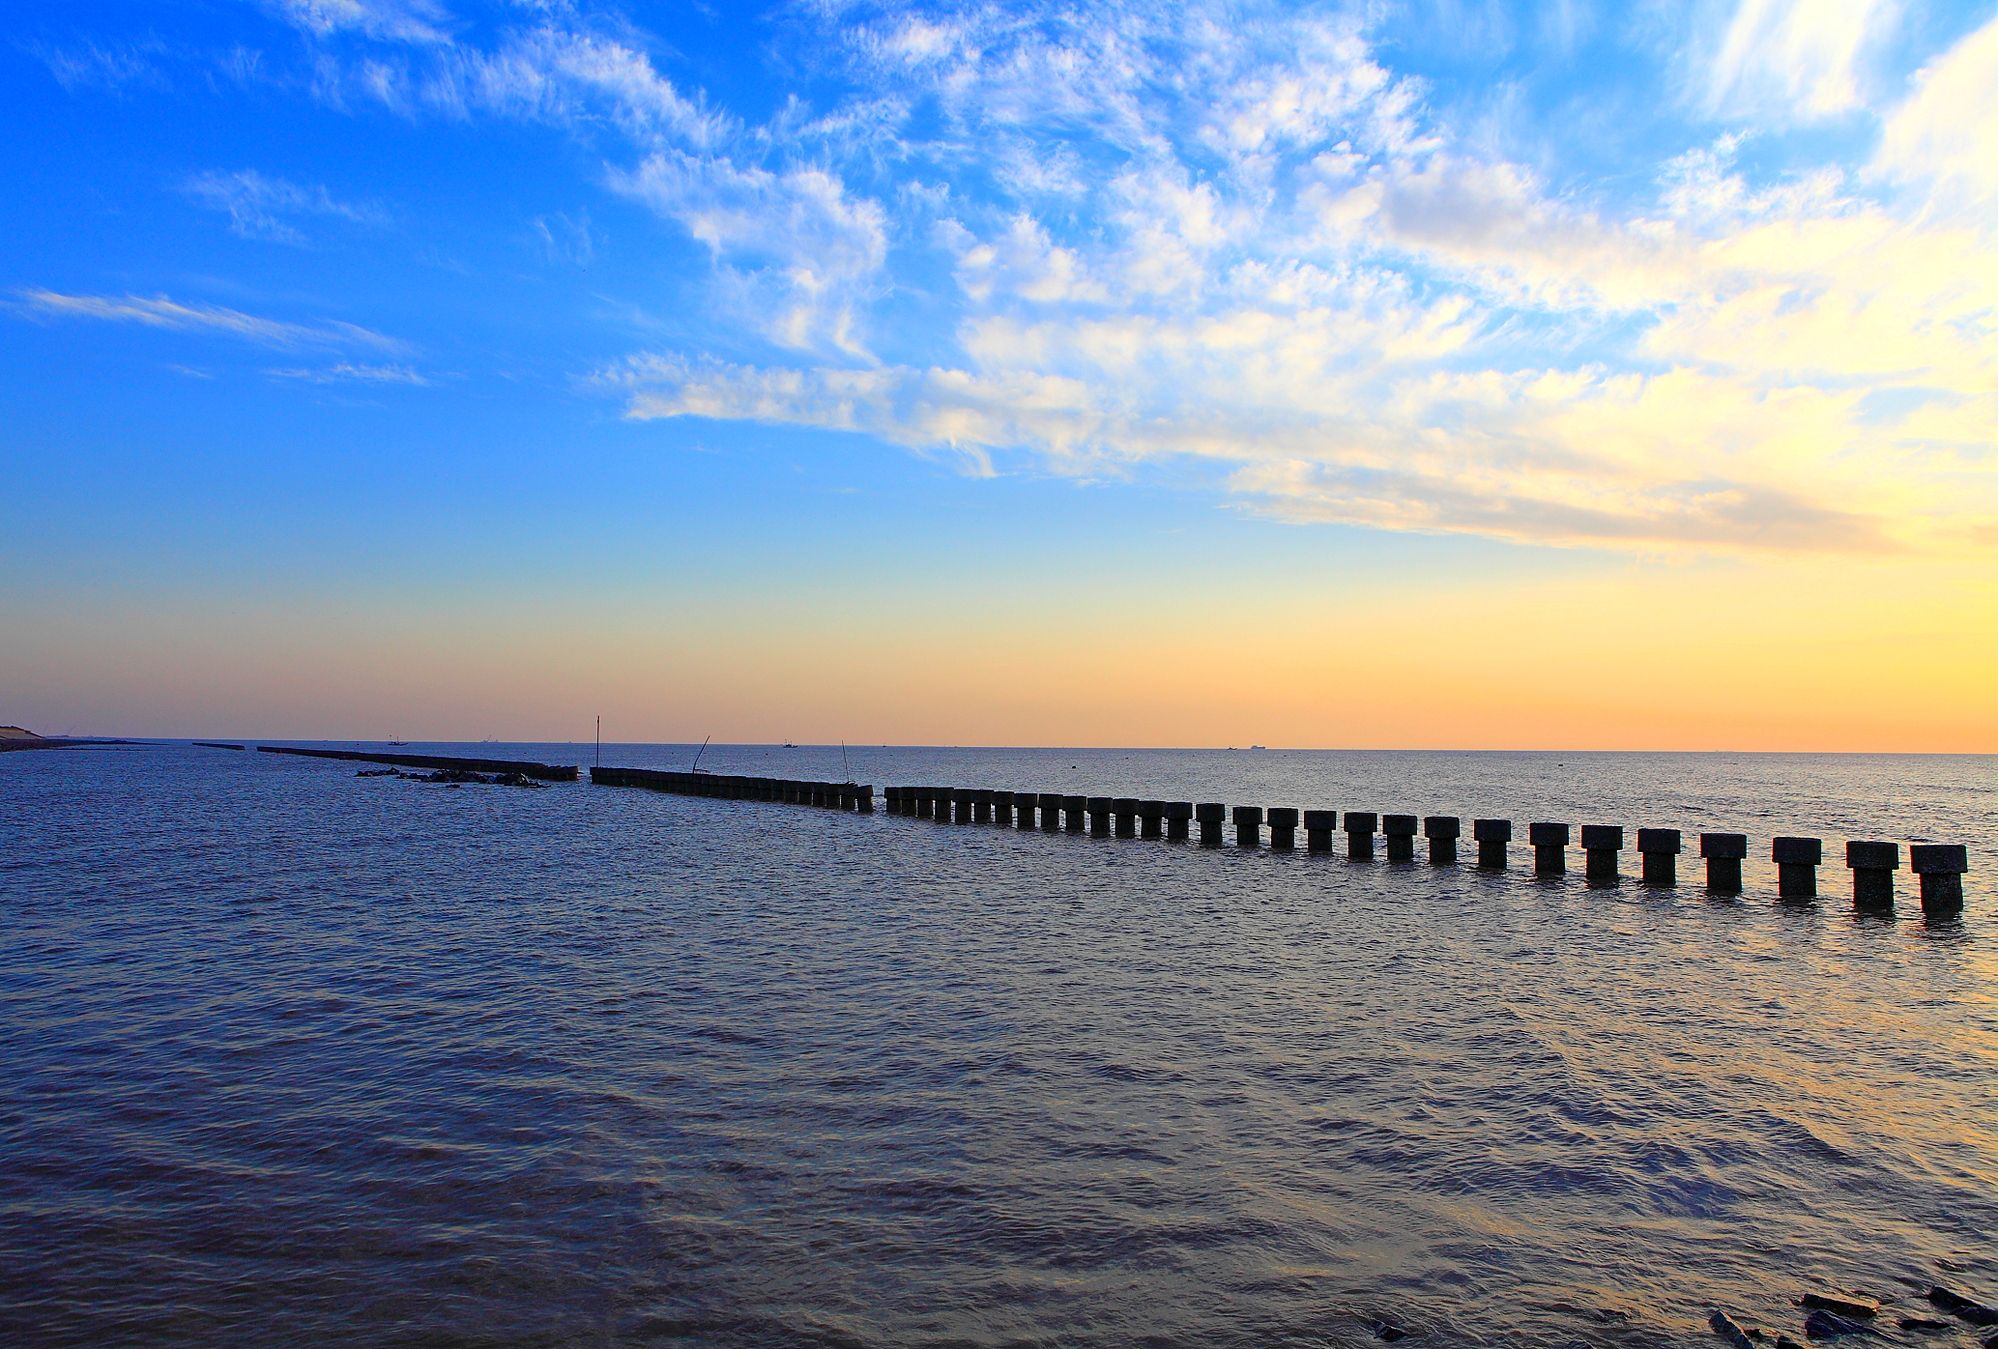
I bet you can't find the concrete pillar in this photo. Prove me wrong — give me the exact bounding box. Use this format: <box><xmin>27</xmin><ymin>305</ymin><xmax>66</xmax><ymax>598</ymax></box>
<box><xmin>1063</xmin><ymin>795</ymin><xmax>1088</xmax><ymax>833</ymax></box>
<box><xmin>1138</xmin><ymin>800</ymin><xmax>1165</xmax><ymax>839</ymax></box>
<box><xmin>1268</xmin><ymin>807</ymin><xmax>1299</xmax><ymax>851</ymax></box>
<box><xmin>810</xmin><ymin>783</ymin><xmax>828</xmax><ymax>808</ymax></box>
<box><xmin>1846</xmin><ymin>840</ymin><xmax>1899</xmax><ymax>911</ymax></box>
<box><xmin>1771</xmin><ymin>836</ymin><xmax>1820</xmax><ymax>900</ymax></box>
<box><xmin>1910</xmin><ymin>844</ymin><xmax>1966</xmax><ymax>919</ymax></box>
<box><xmin>1113</xmin><ymin>798</ymin><xmax>1139</xmax><ymax>838</ymax></box>
<box><xmin>1013</xmin><ymin>792</ymin><xmax>1037</xmax><ymax>830</ymax></box>
<box><xmin>1701</xmin><ymin>832</ymin><xmax>1747</xmax><ymax>894</ymax></box>
<box><xmin>917</xmin><ymin>787</ymin><xmax>938</xmax><ymax>820</ymax></box>
<box><xmin>1344</xmin><ymin>811</ymin><xmax>1378</xmax><ymax>860</ymax></box>
<box><xmin>1195</xmin><ymin>802</ymin><xmax>1226</xmax><ymax>847</ymax></box>
<box><xmin>885</xmin><ymin>786</ymin><xmax>903</xmax><ymax>815</ymax></box>
<box><xmin>1476</xmin><ymin>818</ymin><xmax>1512</xmax><ymax>868</ymax></box>
<box><xmin>1039</xmin><ymin>793</ymin><xmax>1064</xmax><ymax>832</ymax></box>
<box><xmin>1304</xmin><ymin>810</ymin><xmax>1336</xmax><ymax>853</ymax></box>
<box><xmin>1529</xmin><ymin>822</ymin><xmax>1568</xmax><ymax>876</ymax></box>
<box><xmin>991</xmin><ymin>791</ymin><xmax>1013</xmax><ymax>827</ymax></box>
<box><xmin>853</xmin><ymin>784</ymin><xmax>873</xmax><ymax>813</ymax></box>
<box><xmin>1383</xmin><ymin>814</ymin><xmax>1418</xmax><ymax>862</ymax></box>
<box><xmin>1233</xmin><ymin>805</ymin><xmax>1263</xmax><ymax>848</ymax></box>
<box><xmin>1087</xmin><ymin>796</ymin><xmax>1112</xmax><ymax>836</ymax></box>
<box><xmin>972</xmin><ymin>789</ymin><xmax>993</xmax><ymax>824</ymax></box>
<box><xmin>1580</xmin><ymin>825</ymin><xmax>1623</xmax><ymax>882</ymax></box>
<box><xmin>1636</xmin><ymin>828</ymin><xmax>1680</xmax><ymax>885</ymax></box>
<box><xmin>1424</xmin><ymin>815</ymin><xmax>1460</xmax><ymax>865</ymax></box>
<box><xmin>1165</xmin><ymin>801</ymin><xmax>1193</xmax><ymax>842</ymax></box>
<box><xmin>953</xmin><ymin>788</ymin><xmax>976</xmax><ymax>824</ymax></box>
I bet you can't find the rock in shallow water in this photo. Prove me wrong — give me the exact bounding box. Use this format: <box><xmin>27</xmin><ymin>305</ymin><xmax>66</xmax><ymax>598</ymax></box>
<box><xmin>1801</xmin><ymin>1292</ymin><xmax>1879</xmax><ymax>1320</ymax></box>
<box><xmin>1929</xmin><ymin>1287</ymin><xmax>1998</xmax><ymax>1326</ymax></box>
<box><xmin>1803</xmin><ymin>1308</ymin><xmax>1879</xmax><ymax>1338</ymax></box>
<box><xmin>1711</xmin><ymin>1310</ymin><xmax>1756</xmax><ymax>1348</ymax></box>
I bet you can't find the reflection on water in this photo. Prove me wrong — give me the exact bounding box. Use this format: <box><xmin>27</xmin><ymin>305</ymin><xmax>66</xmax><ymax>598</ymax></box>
<box><xmin>1</xmin><ymin>744</ymin><xmax>1994</xmax><ymax>1347</ymax></box>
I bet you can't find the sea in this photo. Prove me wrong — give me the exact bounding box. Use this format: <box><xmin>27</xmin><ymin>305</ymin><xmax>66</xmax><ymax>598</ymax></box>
<box><xmin>3</xmin><ymin>742</ymin><xmax>1994</xmax><ymax>1347</ymax></box>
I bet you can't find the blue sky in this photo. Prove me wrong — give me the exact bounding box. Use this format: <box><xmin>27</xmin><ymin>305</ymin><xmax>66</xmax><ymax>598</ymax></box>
<box><xmin>4</xmin><ymin>1</ymin><xmax>1996</xmax><ymax>745</ymax></box>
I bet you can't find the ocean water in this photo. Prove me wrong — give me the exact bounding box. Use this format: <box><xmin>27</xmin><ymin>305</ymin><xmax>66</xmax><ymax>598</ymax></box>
<box><xmin>2</xmin><ymin>742</ymin><xmax>1994</xmax><ymax>1347</ymax></box>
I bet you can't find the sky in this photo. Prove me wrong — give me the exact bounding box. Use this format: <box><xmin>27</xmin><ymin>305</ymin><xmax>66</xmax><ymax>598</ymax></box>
<box><xmin>3</xmin><ymin>0</ymin><xmax>1995</xmax><ymax>750</ymax></box>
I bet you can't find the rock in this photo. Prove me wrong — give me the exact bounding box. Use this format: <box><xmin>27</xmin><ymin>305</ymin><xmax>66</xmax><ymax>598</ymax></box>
<box><xmin>1803</xmin><ymin>1309</ymin><xmax>1878</xmax><ymax>1338</ymax></box>
<box><xmin>1802</xmin><ymin>1293</ymin><xmax>1878</xmax><ymax>1320</ymax></box>
<box><xmin>1929</xmin><ymin>1287</ymin><xmax>1998</xmax><ymax>1326</ymax></box>
<box><xmin>1712</xmin><ymin>1311</ymin><xmax>1757</xmax><ymax>1348</ymax></box>
<box><xmin>1367</xmin><ymin>1319</ymin><xmax>1407</xmax><ymax>1341</ymax></box>
<box><xmin>1896</xmin><ymin>1318</ymin><xmax>1950</xmax><ymax>1333</ymax></box>
<box><xmin>1775</xmin><ymin>1338</ymin><xmax>1806</xmax><ymax>1349</ymax></box>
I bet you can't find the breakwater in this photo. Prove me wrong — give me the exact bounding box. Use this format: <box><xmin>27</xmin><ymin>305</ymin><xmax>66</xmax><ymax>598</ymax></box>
<box><xmin>590</xmin><ymin>765</ymin><xmax>873</xmax><ymax>810</ymax></box>
<box><xmin>257</xmin><ymin>745</ymin><xmax>579</xmax><ymax>781</ymax></box>
<box><xmin>583</xmin><ymin>761</ymin><xmax>1972</xmax><ymax>917</ymax></box>
<box><xmin>193</xmin><ymin>741</ymin><xmax>245</xmax><ymax>751</ymax></box>
<box><xmin>868</xmin><ymin>787</ymin><xmax>1969</xmax><ymax>919</ymax></box>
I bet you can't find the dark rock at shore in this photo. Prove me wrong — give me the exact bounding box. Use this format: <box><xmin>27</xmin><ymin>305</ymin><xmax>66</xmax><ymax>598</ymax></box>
<box><xmin>358</xmin><ymin>766</ymin><xmax>544</xmax><ymax>788</ymax></box>
<box><xmin>1930</xmin><ymin>1287</ymin><xmax>1998</xmax><ymax>1326</ymax></box>
<box><xmin>1711</xmin><ymin>1311</ymin><xmax>1756</xmax><ymax>1347</ymax></box>
<box><xmin>1896</xmin><ymin>1317</ymin><xmax>1950</xmax><ymax>1333</ymax></box>
<box><xmin>1801</xmin><ymin>1293</ymin><xmax>1879</xmax><ymax>1320</ymax></box>
<box><xmin>1803</xmin><ymin>1308</ymin><xmax>1879</xmax><ymax>1338</ymax></box>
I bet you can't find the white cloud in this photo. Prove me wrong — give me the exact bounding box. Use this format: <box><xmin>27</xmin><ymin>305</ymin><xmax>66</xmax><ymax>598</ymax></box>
<box><xmin>260</xmin><ymin>0</ymin><xmax>451</xmax><ymax>45</ymax></box>
<box><xmin>610</xmin><ymin>151</ymin><xmax>887</xmax><ymax>355</ymax></box>
<box><xmin>182</xmin><ymin>169</ymin><xmax>384</xmax><ymax>243</ymax></box>
<box><xmin>1701</xmin><ymin>0</ymin><xmax>1900</xmax><ymax>120</ymax></box>
<box><xmin>1872</xmin><ymin>9</ymin><xmax>1998</xmax><ymax>208</ymax></box>
<box><xmin>12</xmin><ymin>290</ymin><xmax>404</xmax><ymax>352</ymax></box>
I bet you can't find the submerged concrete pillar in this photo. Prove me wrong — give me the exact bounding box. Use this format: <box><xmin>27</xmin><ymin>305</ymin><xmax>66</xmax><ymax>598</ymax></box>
<box><xmin>854</xmin><ymin>784</ymin><xmax>873</xmax><ymax>813</ymax></box>
<box><xmin>1233</xmin><ymin>805</ymin><xmax>1263</xmax><ymax>848</ymax></box>
<box><xmin>1772</xmin><ymin>836</ymin><xmax>1821</xmax><ymax>900</ymax></box>
<box><xmin>1701</xmin><ymin>832</ymin><xmax>1747</xmax><ymax>895</ymax></box>
<box><xmin>972</xmin><ymin>790</ymin><xmax>993</xmax><ymax>825</ymax></box>
<box><xmin>1087</xmin><ymin>796</ymin><xmax>1112</xmax><ymax>836</ymax></box>
<box><xmin>884</xmin><ymin>786</ymin><xmax>901</xmax><ymax>815</ymax></box>
<box><xmin>1113</xmin><ymin>798</ymin><xmax>1139</xmax><ymax>838</ymax></box>
<box><xmin>1580</xmin><ymin>825</ymin><xmax>1623</xmax><ymax>883</ymax></box>
<box><xmin>1165</xmin><ymin>801</ymin><xmax>1193</xmax><ymax>842</ymax></box>
<box><xmin>1268</xmin><ymin>807</ymin><xmax>1299</xmax><ymax>852</ymax></box>
<box><xmin>1063</xmin><ymin>795</ymin><xmax>1088</xmax><ymax>833</ymax></box>
<box><xmin>1637</xmin><ymin>828</ymin><xmax>1681</xmax><ymax>885</ymax></box>
<box><xmin>1344</xmin><ymin>811</ymin><xmax>1378</xmax><ymax>861</ymax></box>
<box><xmin>1013</xmin><ymin>792</ymin><xmax>1037</xmax><ymax>830</ymax></box>
<box><xmin>1847</xmin><ymin>840</ymin><xmax>1899</xmax><ymax>911</ymax></box>
<box><xmin>1304</xmin><ymin>810</ymin><xmax>1337</xmax><ymax>853</ymax></box>
<box><xmin>1424</xmin><ymin>815</ymin><xmax>1460</xmax><ymax>865</ymax></box>
<box><xmin>1911</xmin><ymin>844</ymin><xmax>1966</xmax><ymax>919</ymax></box>
<box><xmin>957</xmin><ymin>788</ymin><xmax>980</xmax><ymax>824</ymax></box>
<box><xmin>1039</xmin><ymin>793</ymin><xmax>1063</xmax><ymax>832</ymax></box>
<box><xmin>1474</xmin><ymin>818</ymin><xmax>1511</xmax><ymax>869</ymax></box>
<box><xmin>1138</xmin><ymin>800</ymin><xmax>1165</xmax><ymax>839</ymax></box>
<box><xmin>1529</xmin><ymin>822</ymin><xmax>1568</xmax><ymax>876</ymax></box>
<box><xmin>992</xmin><ymin>791</ymin><xmax>1013</xmax><ymax>827</ymax></box>
<box><xmin>1195</xmin><ymin>802</ymin><xmax>1226</xmax><ymax>847</ymax></box>
<box><xmin>1383</xmin><ymin>814</ymin><xmax>1418</xmax><ymax>862</ymax></box>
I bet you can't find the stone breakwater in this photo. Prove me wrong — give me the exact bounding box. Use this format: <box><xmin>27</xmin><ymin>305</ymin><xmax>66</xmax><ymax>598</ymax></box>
<box><xmin>583</xmin><ymin>765</ymin><xmax>1971</xmax><ymax>920</ymax></box>
<box><xmin>255</xmin><ymin>744</ymin><xmax>579</xmax><ymax>781</ymax></box>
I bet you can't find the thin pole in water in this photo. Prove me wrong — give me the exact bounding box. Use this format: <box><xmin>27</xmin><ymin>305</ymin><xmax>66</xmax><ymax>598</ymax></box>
<box><xmin>595</xmin><ymin>715</ymin><xmax>601</xmax><ymax>768</ymax></box>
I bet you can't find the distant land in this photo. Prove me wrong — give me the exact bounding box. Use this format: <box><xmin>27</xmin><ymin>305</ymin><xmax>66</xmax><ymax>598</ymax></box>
<box><xmin>1</xmin><ymin>725</ymin><xmax>44</xmax><ymax>740</ymax></box>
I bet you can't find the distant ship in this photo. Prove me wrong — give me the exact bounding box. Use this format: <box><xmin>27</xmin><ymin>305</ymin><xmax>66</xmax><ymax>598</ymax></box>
<box><xmin>782</xmin><ymin>741</ymin><xmax>798</xmax><ymax>749</ymax></box>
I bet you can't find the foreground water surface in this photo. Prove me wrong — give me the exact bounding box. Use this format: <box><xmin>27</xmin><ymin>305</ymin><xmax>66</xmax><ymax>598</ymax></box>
<box><xmin>3</xmin><ymin>743</ymin><xmax>1994</xmax><ymax>1347</ymax></box>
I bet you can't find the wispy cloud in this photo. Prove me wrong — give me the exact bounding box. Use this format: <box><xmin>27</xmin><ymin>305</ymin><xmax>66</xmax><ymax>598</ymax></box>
<box><xmin>1698</xmin><ymin>0</ymin><xmax>1900</xmax><ymax>120</ymax></box>
<box><xmin>267</xmin><ymin>361</ymin><xmax>429</xmax><ymax>384</ymax></box>
<box><xmin>12</xmin><ymin>289</ymin><xmax>404</xmax><ymax>352</ymax></box>
<box><xmin>29</xmin><ymin>38</ymin><xmax>171</xmax><ymax>94</ymax></box>
<box><xmin>257</xmin><ymin>0</ymin><xmax>452</xmax><ymax>45</ymax></box>
<box><xmin>182</xmin><ymin>169</ymin><xmax>385</xmax><ymax>244</ymax></box>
